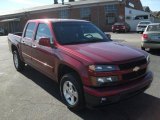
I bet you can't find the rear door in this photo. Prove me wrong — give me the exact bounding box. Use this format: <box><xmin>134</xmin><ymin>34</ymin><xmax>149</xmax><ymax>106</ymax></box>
<box><xmin>21</xmin><ymin>22</ymin><xmax>36</xmax><ymax>65</ymax></box>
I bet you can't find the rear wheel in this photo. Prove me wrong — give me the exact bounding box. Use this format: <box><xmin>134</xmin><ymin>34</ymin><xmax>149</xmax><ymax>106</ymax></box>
<box><xmin>13</xmin><ymin>50</ymin><xmax>25</xmax><ymax>71</ymax></box>
<box><xmin>60</xmin><ymin>73</ymin><xmax>85</xmax><ymax>111</ymax></box>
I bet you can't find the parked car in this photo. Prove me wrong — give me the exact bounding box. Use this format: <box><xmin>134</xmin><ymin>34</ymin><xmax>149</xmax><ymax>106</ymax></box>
<box><xmin>136</xmin><ymin>21</ymin><xmax>152</xmax><ymax>33</ymax></box>
<box><xmin>0</xmin><ymin>27</ymin><xmax>5</xmax><ymax>36</ymax></box>
<box><xmin>141</xmin><ymin>23</ymin><xmax>160</xmax><ymax>51</ymax></box>
<box><xmin>8</xmin><ymin>19</ymin><xmax>153</xmax><ymax>111</ymax></box>
<box><xmin>112</xmin><ymin>22</ymin><xmax>130</xmax><ymax>33</ymax></box>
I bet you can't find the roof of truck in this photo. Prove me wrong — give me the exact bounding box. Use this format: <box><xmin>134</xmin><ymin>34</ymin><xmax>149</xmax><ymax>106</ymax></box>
<box><xmin>28</xmin><ymin>18</ymin><xmax>89</xmax><ymax>23</ymax></box>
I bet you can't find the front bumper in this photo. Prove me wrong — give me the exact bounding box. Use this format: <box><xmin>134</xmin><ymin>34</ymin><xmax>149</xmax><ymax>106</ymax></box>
<box><xmin>112</xmin><ymin>29</ymin><xmax>126</xmax><ymax>32</ymax></box>
<box><xmin>84</xmin><ymin>71</ymin><xmax>153</xmax><ymax>107</ymax></box>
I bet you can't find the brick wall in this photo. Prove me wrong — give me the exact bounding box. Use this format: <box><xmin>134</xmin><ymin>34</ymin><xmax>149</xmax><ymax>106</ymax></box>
<box><xmin>0</xmin><ymin>1</ymin><xmax>127</xmax><ymax>32</ymax></box>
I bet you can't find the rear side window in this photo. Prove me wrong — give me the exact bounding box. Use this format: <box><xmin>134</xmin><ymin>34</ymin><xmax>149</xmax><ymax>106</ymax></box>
<box><xmin>35</xmin><ymin>23</ymin><xmax>52</xmax><ymax>41</ymax></box>
<box><xmin>24</xmin><ymin>22</ymin><xmax>36</xmax><ymax>39</ymax></box>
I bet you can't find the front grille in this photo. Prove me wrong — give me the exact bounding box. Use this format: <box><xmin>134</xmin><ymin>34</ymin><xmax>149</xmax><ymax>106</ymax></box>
<box><xmin>122</xmin><ymin>69</ymin><xmax>146</xmax><ymax>81</ymax></box>
<box><xmin>119</xmin><ymin>58</ymin><xmax>147</xmax><ymax>70</ymax></box>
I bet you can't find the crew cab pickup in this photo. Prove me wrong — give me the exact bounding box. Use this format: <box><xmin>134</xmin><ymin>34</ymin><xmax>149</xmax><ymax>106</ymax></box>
<box><xmin>8</xmin><ymin>19</ymin><xmax>153</xmax><ymax>111</ymax></box>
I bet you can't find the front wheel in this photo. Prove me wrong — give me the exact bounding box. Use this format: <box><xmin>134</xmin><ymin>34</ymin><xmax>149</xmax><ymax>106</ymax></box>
<box><xmin>60</xmin><ymin>73</ymin><xmax>85</xmax><ymax>111</ymax></box>
<box><xmin>13</xmin><ymin>50</ymin><xmax>25</xmax><ymax>71</ymax></box>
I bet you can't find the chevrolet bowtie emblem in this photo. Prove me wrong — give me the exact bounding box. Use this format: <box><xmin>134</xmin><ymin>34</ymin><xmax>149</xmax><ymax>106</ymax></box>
<box><xmin>133</xmin><ymin>66</ymin><xmax>140</xmax><ymax>72</ymax></box>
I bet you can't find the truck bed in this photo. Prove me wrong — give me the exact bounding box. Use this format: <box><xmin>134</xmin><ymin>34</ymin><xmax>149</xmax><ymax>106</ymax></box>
<box><xmin>8</xmin><ymin>32</ymin><xmax>22</xmax><ymax>52</ymax></box>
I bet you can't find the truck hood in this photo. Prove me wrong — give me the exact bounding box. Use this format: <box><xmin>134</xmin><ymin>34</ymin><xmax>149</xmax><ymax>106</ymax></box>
<box><xmin>60</xmin><ymin>42</ymin><xmax>145</xmax><ymax>64</ymax></box>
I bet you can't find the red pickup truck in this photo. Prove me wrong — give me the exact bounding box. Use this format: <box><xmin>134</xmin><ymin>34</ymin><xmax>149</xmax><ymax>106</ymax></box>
<box><xmin>8</xmin><ymin>19</ymin><xmax>153</xmax><ymax>111</ymax></box>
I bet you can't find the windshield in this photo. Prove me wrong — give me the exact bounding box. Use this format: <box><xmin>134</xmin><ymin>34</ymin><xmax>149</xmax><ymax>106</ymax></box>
<box><xmin>147</xmin><ymin>25</ymin><xmax>160</xmax><ymax>31</ymax></box>
<box><xmin>140</xmin><ymin>22</ymin><xmax>150</xmax><ymax>24</ymax></box>
<box><xmin>114</xmin><ymin>23</ymin><xmax>125</xmax><ymax>25</ymax></box>
<box><xmin>52</xmin><ymin>22</ymin><xmax>111</xmax><ymax>45</ymax></box>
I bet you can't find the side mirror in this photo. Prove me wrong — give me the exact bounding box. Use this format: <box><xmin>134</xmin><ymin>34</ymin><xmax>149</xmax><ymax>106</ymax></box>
<box><xmin>39</xmin><ymin>37</ymin><xmax>51</xmax><ymax>47</ymax></box>
<box><xmin>104</xmin><ymin>32</ymin><xmax>111</xmax><ymax>39</ymax></box>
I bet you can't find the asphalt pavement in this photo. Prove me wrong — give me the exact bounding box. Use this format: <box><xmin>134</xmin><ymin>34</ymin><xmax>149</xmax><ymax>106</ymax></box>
<box><xmin>0</xmin><ymin>33</ymin><xmax>160</xmax><ymax>120</ymax></box>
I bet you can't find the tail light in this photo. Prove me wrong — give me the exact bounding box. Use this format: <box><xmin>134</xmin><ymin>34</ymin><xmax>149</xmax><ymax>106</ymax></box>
<box><xmin>142</xmin><ymin>34</ymin><xmax>148</xmax><ymax>39</ymax></box>
<box><xmin>112</xmin><ymin>25</ymin><xmax>114</xmax><ymax>29</ymax></box>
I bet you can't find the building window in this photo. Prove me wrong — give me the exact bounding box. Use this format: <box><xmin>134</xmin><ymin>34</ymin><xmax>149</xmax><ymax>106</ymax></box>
<box><xmin>126</xmin><ymin>16</ymin><xmax>131</xmax><ymax>20</ymax></box>
<box><xmin>134</xmin><ymin>15</ymin><xmax>149</xmax><ymax>20</ymax></box>
<box><xmin>106</xmin><ymin>13</ymin><xmax>116</xmax><ymax>24</ymax></box>
<box><xmin>105</xmin><ymin>5</ymin><xmax>117</xmax><ymax>13</ymax></box>
<box><xmin>59</xmin><ymin>9</ymin><xmax>69</xmax><ymax>19</ymax></box>
<box><xmin>80</xmin><ymin>7</ymin><xmax>91</xmax><ymax>21</ymax></box>
<box><xmin>105</xmin><ymin>5</ymin><xmax>117</xmax><ymax>25</ymax></box>
<box><xmin>129</xmin><ymin>10</ymin><xmax>132</xmax><ymax>14</ymax></box>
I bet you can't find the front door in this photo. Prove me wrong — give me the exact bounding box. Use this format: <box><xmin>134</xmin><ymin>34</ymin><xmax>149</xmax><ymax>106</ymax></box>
<box><xmin>31</xmin><ymin>23</ymin><xmax>56</xmax><ymax>79</ymax></box>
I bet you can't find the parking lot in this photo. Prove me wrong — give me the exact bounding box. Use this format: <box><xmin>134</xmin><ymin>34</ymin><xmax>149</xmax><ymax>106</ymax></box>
<box><xmin>0</xmin><ymin>33</ymin><xmax>160</xmax><ymax>120</ymax></box>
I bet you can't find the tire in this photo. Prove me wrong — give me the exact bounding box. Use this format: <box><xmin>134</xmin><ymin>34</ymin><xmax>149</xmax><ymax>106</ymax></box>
<box><xmin>141</xmin><ymin>46</ymin><xmax>145</xmax><ymax>51</ymax></box>
<box><xmin>60</xmin><ymin>73</ymin><xmax>85</xmax><ymax>111</ymax></box>
<box><xmin>13</xmin><ymin>50</ymin><xmax>25</xmax><ymax>71</ymax></box>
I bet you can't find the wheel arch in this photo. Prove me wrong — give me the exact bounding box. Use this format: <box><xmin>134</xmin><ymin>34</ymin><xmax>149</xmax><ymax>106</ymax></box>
<box><xmin>57</xmin><ymin>64</ymin><xmax>82</xmax><ymax>85</ymax></box>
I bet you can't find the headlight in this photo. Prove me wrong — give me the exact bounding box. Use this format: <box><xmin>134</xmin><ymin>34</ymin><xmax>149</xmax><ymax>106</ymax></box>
<box><xmin>90</xmin><ymin>76</ymin><xmax>118</xmax><ymax>86</ymax></box>
<box><xmin>89</xmin><ymin>65</ymin><xmax>117</xmax><ymax>72</ymax></box>
<box><xmin>146</xmin><ymin>55</ymin><xmax>150</xmax><ymax>63</ymax></box>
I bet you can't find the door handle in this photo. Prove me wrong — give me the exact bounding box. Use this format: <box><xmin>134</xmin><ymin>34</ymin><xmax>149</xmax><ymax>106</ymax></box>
<box><xmin>32</xmin><ymin>45</ymin><xmax>37</xmax><ymax>48</ymax></box>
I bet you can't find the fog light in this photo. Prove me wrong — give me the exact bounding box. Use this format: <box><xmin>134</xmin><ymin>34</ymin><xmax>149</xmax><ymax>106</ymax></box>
<box><xmin>97</xmin><ymin>77</ymin><xmax>113</xmax><ymax>83</ymax></box>
<box><xmin>101</xmin><ymin>97</ymin><xmax>107</xmax><ymax>103</ymax></box>
<box><xmin>90</xmin><ymin>76</ymin><xmax>118</xmax><ymax>86</ymax></box>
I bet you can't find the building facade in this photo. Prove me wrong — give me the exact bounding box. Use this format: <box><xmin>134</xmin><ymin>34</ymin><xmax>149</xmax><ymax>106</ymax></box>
<box><xmin>0</xmin><ymin>0</ymin><xmax>143</xmax><ymax>33</ymax></box>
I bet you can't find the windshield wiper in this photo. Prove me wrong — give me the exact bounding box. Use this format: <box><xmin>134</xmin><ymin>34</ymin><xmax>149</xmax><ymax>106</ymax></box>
<box><xmin>62</xmin><ymin>39</ymin><xmax>108</xmax><ymax>45</ymax></box>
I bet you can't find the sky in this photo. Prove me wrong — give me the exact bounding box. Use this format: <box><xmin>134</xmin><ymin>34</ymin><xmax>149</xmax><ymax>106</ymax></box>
<box><xmin>0</xmin><ymin>0</ymin><xmax>160</xmax><ymax>13</ymax></box>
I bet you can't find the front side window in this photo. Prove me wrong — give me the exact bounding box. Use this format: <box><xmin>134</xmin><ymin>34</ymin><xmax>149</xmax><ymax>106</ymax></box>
<box><xmin>24</xmin><ymin>22</ymin><xmax>36</xmax><ymax>39</ymax></box>
<box><xmin>35</xmin><ymin>23</ymin><xmax>52</xmax><ymax>42</ymax></box>
<box><xmin>53</xmin><ymin>22</ymin><xmax>111</xmax><ymax>45</ymax></box>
